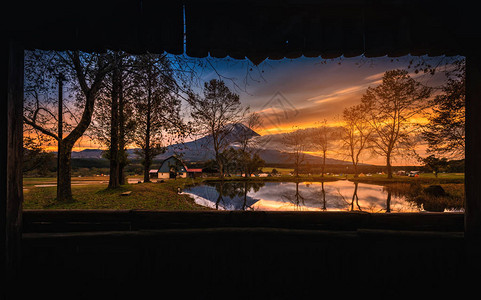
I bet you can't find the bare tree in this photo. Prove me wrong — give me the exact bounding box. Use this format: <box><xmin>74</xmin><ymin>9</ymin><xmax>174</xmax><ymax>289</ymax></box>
<box><xmin>309</xmin><ymin>119</ymin><xmax>335</xmax><ymax>177</ymax></box>
<box><xmin>282</xmin><ymin>127</ymin><xmax>309</xmax><ymax>177</ymax></box>
<box><xmin>340</xmin><ymin>104</ymin><xmax>373</xmax><ymax>178</ymax></box>
<box><xmin>361</xmin><ymin>69</ymin><xmax>431</xmax><ymax>178</ymax></box>
<box><xmin>187</xmin><ymin>79</ymin><xmax>248</xmax><ymax>178</ymax></box>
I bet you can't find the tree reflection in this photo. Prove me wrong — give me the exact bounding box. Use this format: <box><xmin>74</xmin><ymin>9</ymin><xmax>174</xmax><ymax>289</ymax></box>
<box><xmin>385</xmin><ymin>189</ymin><xmax>392</xmax><ymax>213</ymax></box>
<box><xmin>320</xmin><ymin>182</ymin><xmax>326</xmax><ymax>210</ymax></box>
<box><xmin>209</xmin><ymin>180</ymin><xmax>265</xmax><ymax>210</ymax></box>
<box><xmin>281</xmin><ymin>180</ymin><xmax>306</xmax><ymax>210</ymax></box>
<box><xmin>215</xmin><ymin>181</ymin><xmax>224</xmax><ymax>210</ymax></box>
<box><xmin>350</xmin><ymin>181</ymin><xmax>362</xmax><ymax>211</ymax></box>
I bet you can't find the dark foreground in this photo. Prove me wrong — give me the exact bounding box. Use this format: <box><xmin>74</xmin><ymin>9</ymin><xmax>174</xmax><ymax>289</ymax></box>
<box><xmin>19</xmin><ymin>210</ymin><xmax>481</xmax><ymax>299</ymax></box>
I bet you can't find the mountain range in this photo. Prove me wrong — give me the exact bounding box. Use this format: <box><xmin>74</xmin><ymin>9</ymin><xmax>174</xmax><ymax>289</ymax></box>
<box><xmin>68</xmin><ymin>123</ymin><xmax>353</xmax><ymax>165</ymax></box>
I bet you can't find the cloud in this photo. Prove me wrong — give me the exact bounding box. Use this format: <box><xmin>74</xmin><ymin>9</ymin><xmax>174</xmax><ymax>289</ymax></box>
<box><xmin>364</xmin><ymin>72</ymin><xmax>385</xmax><ymax>81</ymax></box>
<box><xmin>307</xmin><ymin>85</ymin><xmax>368</xmax><ymax>104</ymax></box>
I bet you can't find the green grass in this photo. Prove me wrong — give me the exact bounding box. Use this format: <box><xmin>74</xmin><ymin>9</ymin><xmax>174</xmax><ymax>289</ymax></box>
<box><xmin>261</xmin><ymin>167</ymin><xmax>294</xmax><ymax>175</ymax></box>
<box><xmin>345</xmin><ymin>173</ymin><xmax>464</xmax><ymax>184</ymax></box>
<box><xmin>23</xmin><ymin>178</ymin><xmax>209</xmax><ymax>210</ymax></box>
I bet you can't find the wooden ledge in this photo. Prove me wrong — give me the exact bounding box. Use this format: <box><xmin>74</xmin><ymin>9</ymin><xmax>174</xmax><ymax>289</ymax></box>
<box><xmin>22</xmin><ymin>209</ymin><xmax>465</xmax><ymax>233</ymax></box>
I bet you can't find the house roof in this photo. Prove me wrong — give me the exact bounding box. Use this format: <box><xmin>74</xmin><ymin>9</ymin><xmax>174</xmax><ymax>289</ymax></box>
<box><xmin>4</xmin><ymin>0</ymin><xmax>479</xmax><ymax>65</ymax></box>
<box><xmin>158</xmin><ymin>156</ymin><xmax>187</xmax><ymax>173</ymax></box>
<box><xmin>186</xmin><ymin>169</ymin><xmax>203</xmax><ymax>173</ymax></box>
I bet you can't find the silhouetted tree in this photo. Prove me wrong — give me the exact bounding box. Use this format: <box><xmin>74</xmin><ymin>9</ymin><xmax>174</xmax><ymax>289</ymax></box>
<box><xmin>187</xmin><ymin>79</ymin><xmax>247</xmax><ymax>178</ymax></box>
<box><xmin>340</xmin><ymin>104</ymin><xmax>373</xmax><ymax>177</ymax></box>
<box><xmin>90</xmin><ymin>52</ymin><xmax>137</xmax><ymax>187</ymax></box>
<box><xmin>282</xmin><ymin>127</ymin><xmax>308</xmax><ymax>177</ymax></box>
<box><xmin>130</xmin><ymin>54</ymin><xmax>187</xmax><ymax>183</ymax></box>
<box><xmin>422</xmin><ymin>59</ymin><xmax>465</xmax><ymax>157</ymax></box>
<box><xmin>24</xmin><ymin>50</ymin><xmax>115</xmax><ymax>202</ymax></box>
<box><xmin>310</xmin><ymin>119</ymin><xmax>335</xmax><ymax>177</ymax></box>
<box><xmin>419</xmin><ymin>154</ymin><xmax>448</xmax><ymax>178</ymax></box>
<box><xmin>361</xmin><ymin>69</ymin><xmax>431</xmax><ymax>178</ymax></box>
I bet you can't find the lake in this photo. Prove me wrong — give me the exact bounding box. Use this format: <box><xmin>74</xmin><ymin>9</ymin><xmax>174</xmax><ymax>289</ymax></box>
<box><xmin>182</xmin><ymin>180</ymin><xmax>425</xmax><ymax>212</ymax></box>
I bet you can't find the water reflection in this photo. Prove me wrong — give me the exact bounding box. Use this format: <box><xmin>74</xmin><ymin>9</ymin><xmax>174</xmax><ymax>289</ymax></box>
<box><xmin>184</xmin><ymin>181</ymin><xmax>265</xmax><ymax>210</ymax></box>
<box><xmin>280</xmin><ymin>181</ymin><xmax>305</xmax><ymax>210</ymax></box>
<box><xmin>386</xmin><ymin>190</ymin><xmax>392</xmax><ymax>213</ymax></box>
<box><xmin>351</xmin><ymin>182</ymin><xmax>361</xmax><ymax>211</ymax></box>
<box><xmin>183</xmin><ymin>180</ymin><xmax>425</xmax><ymax>212</ymax></box>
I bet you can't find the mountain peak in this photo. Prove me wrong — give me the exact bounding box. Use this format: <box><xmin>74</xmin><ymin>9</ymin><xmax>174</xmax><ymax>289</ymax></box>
<box><xmin>225</xmin><ymin>123</ymin><xmax>260</xmax><ymax>138</ymax></box>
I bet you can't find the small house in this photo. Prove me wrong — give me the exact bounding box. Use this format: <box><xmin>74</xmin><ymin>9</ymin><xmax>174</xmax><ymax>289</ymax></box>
<box><xmin>157</xmin><ymin>156</ymin><xmax>188</xmax><ymax>179</ymax></box>
<box><xmin>186</xmin><ymin>168</ymin><xmax>203</xmax><ymax>178</ymax></box>
<box><xmin>149</xmin><ymin>169</ymin><xmax>158</xmax><ymax>179</ymax></box>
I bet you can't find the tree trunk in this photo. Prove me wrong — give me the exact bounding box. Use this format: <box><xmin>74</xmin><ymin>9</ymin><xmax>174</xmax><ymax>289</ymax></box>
<box><xmin>143</xmin><ymin>85</ymin><xmax>152</xmax><ymax>183</ymax></box>
<box><xmin>321</xmin><ymin>150</ymin><xmax>326</xmax><ymax>177</ymax></box>
<box><xmin>295</xmin><ymin>152</ymin><xmax>300</xmax><ymax>177</ymax></box>
<box><xmin>57</xmin><ymin>142</ymin><xmax>73</xmax><ymax>202</ymax></box>
<box><xmin>353</xmin><ymin>163</ymin><xmax>359</xmax><ymax>178</ymax></box>
<box><xmin>108</xmin><ymin>58</ymin><xmax>120</xmax><ymax>188</ymax></box>
<box><xmin>217</xmin><ymin>155</ymin><xmax>224</xmax><ymax>179</ymax></box>
<box><xmin>143</xmin><ymin>150</ymin><xmax>151</xmax><ymax>183</ymax></box>
<box><xmin>56</xmin><ymin>76</ymin><xmax>63</xmax><ymax>199</ymax></box>
<box><xmin>118</xmin><ymin>64</ymin><xmax>126</xmax><ymax>185</ymax></box>
<box><xmin>386</xmin><ymin>152</ymin><xmax>393</xmax><ymax>179</ymax></box>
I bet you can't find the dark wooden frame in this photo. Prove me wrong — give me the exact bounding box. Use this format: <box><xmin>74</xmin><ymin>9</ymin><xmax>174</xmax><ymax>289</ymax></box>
<box><xmin>2</xmin><ymin>1</ymin><xmax>481</xmax><ymax>297</ymax></box>
<box><xmin>465</xmin><ymin>54</ymin><xmax>481</xmax><ymax>239</ymax></box>
<box><xmin>1</xmin><ymin>40</ymin><xmax>24</xmax><ymax>297</ymax></box>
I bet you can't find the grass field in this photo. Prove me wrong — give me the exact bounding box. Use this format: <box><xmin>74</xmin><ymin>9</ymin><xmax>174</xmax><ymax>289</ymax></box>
<box><xmin>345</xmin><ymin>172</ymin><xmax>464</xmax><ymax>184</ymax></box>
<box><xmin>23</xmin><ymin>177</ymin><xmax>208</xmax><ymax>210</ymax></box>
<box><xmin>261</xmin><ymin>167</ymin><xmax>294</xmax><ymax>175</ymax></box>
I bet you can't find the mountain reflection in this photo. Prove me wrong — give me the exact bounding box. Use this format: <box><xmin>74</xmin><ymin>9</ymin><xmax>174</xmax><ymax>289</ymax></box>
<box><xmin>183</xmin><ymin>180</ymin><xmax>423</xmax><ymax>212</ymax></box>
<box><xmin>184</xmin><ymin>181</ymin><xmax>265</xmax><ymax>210</ymax></box>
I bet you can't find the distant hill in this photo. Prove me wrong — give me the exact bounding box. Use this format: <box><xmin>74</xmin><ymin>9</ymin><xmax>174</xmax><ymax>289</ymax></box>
<box><xmin>69</xmin><ymin>148</ymin><xmax>105</xmax><ymax>159</ymax></box>
<box><xmin>68</xmin><ymin>123</ymin><xmax>354</xmax><ymax>165</ymax></box>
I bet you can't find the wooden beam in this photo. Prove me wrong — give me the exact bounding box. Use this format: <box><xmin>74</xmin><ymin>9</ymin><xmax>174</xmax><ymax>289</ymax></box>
<box><xmin>0</xmin><ymin>40</ymin><xmax>24</xmax><ymax>297</ymax></box>
<box><xmin>465</xmin><ymin>54</ymin><xmax>481</xmax><ymax>238</ymax></box>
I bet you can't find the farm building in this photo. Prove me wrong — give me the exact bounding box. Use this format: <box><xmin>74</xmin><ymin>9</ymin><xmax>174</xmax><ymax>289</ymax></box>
<box><xmin>157</xmin><ymin>156</ymin><xmax>202</xmax><ymax>179</ymax></box>
<box><xmin>186</xmin><ymin>168</ymin><xmax>203</xmax><ymax>178</ymax></box>
<box><xmin>157</xmin><ymin>156</ymin><xmax>188</xmax><ymax>179</ymax></box>
<box><xmin>149</xmin><ymin>169</ymin><xmax>158</xmax><ymax>179</ymax></box>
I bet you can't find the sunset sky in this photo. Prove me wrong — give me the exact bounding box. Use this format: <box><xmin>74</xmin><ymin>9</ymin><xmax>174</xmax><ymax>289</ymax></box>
<box><xmin>198</xmin><ymin>54</ymin><xmax>454</xmax><ymax>134</ymax></box>
<box><xmin>50</xmin><ymin>53</ymin><xmax>462</xmax><ymax>166</ymax></box>
<box><xmin>181</xmin><ymin>54</ymin><xmax>460</xmax><ymax>165</ymax></box>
